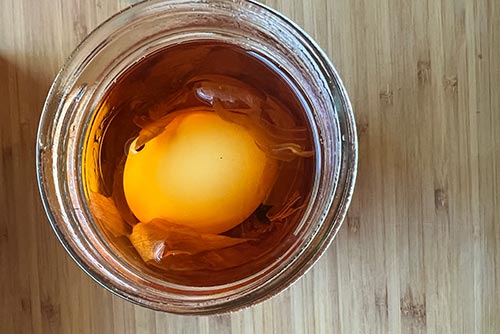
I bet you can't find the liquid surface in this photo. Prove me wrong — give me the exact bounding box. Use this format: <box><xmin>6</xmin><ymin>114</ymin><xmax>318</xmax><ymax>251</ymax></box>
<box><xmin>84</xmin><ymin>40</ymin><xmax>315</xmax><ymax>286</ymax></box>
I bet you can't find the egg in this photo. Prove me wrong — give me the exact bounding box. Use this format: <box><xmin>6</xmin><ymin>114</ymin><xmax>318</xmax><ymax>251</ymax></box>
<box><xmin>123</xmin><ymin>110</ymin><xmax>278</xmax><ymax>234</ymax></box>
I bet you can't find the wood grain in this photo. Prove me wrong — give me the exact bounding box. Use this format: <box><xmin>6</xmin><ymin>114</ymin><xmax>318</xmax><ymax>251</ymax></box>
<box><xmin>1</xmin><ymin>0</ymin><xmax>499</xmax><ymax>333</ymax></box>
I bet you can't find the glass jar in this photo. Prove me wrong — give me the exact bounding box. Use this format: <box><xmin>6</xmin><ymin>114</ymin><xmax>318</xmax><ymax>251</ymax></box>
<box><xmin>36</xmin><ymin>0</ymin><xmax>357</xmax><ymax>314</ymax></box>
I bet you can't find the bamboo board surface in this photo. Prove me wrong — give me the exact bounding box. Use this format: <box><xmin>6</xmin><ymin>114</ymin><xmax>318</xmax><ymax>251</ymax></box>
<box><xmin>1</xmin><ymin>0</ymin><xmax>499</xmax><ymax>333</ymax></box>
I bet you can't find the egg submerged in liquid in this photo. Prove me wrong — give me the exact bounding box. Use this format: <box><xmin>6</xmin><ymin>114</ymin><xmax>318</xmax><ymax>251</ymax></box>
<box><xmin>123</xmin><ymin>110</ymin><xmax>278</xmax><ymax>235</ymax></box>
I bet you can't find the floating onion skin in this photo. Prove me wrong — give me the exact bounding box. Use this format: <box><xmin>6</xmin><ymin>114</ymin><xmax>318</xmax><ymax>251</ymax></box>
<box><xmin>134</xmin><ymin>74</ymin><xmax>314</xmax><ymax>161</ymax></box>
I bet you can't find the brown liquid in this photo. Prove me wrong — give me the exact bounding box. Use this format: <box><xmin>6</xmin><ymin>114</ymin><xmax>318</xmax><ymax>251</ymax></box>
<box><xmin>84</xmin><ymin>40</ymin><xmax>315</xmax><ymax>286</ymax></box>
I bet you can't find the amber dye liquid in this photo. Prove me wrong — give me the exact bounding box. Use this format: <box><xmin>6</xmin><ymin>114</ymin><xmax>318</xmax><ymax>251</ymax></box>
<box><xmin>84</xmin><ymin>40</ymin><xmax>315</xmax><ymax>286</ymax></box>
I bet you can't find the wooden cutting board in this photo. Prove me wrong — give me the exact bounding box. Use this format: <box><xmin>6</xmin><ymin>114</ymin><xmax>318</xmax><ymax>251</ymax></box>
<box><xmin>1</xmin><ymin>0</ymin><xmax>498</xmax><ymax>333</ymax></box>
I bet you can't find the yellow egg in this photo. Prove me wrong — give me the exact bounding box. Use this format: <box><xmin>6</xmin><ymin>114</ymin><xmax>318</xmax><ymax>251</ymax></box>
<box><xmin>123</xmin><ymin>110</ymin><xmax>278</xmax><ymax>234</ymax></box>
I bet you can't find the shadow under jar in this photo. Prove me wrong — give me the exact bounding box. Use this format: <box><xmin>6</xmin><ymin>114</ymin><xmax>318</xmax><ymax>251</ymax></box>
<box><xmin>37</xmin><ymin>0</ymin><xmax>357</xmax><ymax>315</ymax></box>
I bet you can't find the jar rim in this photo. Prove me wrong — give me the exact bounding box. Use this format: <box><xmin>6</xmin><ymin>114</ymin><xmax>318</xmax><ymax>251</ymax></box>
<box><xmin>37</xmin><ymin>0</ymin><xmax>357</xmax><ymax>314</ymax></box>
